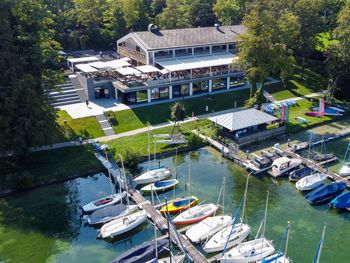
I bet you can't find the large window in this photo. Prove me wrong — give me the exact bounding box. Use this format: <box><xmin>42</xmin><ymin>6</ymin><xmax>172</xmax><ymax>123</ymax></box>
<box><xmin>212</xmin><ymin>78</ymin><xmax>227</xmax><ymax>91</ymax></box>
<box><xmin>228</xmin><ymin>44</ymin><xmax>237</xmax><ymax>53</ymax></box>
<box><xmin>172</xmin><ymin>84</ymin><xmax>190</xmax><ymax>97</ymax></box>
<box><xmin>212</xmin><ymin>45</ymin><xmax>227</xmax><ymax>53</ymax></box>
<box><xmin>194</xmin><ymin>46</ymin><xmax>210</xmax><ymax>55</ymax></box>
<box><xmin>136</xmin><ymin>90</ymin><xmax>148</xmax><ymax>103</ymax></box>
<box><xmin>151</xmin><ymin>88</ymin><xmax>160</xmax><ymax>100</ymax></box>
<box><xmin>123</xmin><ymin>92</ymin><xmax>136</xmax><ymax>104</ymax></box>
<box><xmin>175</xmin><ymin>48</ymin><xmax>192</xmax><ymax>57</ymax></box>
<box><xmin>159</xmin><ymin>87</ymin><xmax>169</xmax><ymax>100</ymax></box>
<box><xmin>229</xmin><ymin>75</ymin><xmax>245</xmax><ymax>89</ymax></box>
<box><xmin>193</xmin><ymin>80</ymin><xmax>209</xmax><ymax>94</ymax></box>
<box><xmin>155</xmin><ymin>50</ymin><xmax>173</xmax><ymax>59</ymax></box>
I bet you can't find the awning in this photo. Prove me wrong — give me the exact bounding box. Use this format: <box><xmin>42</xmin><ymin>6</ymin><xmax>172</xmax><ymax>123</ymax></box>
<box><xmin>116</xmin><ymin>67</ymin><xmax>141</xmax><ymax>76</ymax></box>
<box><xmin>67</xmin><ymin>56</ymin><xmax>99</xmax><ymax>64</ymax></box>
<box><xmin>89</xmin><ymin>59</ymin><xmax>130</xmax><ymax>70</ymax></box>
<box><xmin>120</xmin><ymin>57</ymin><xmax>131</xmax><ymax>62</ymax></box>
<box><xmin>157</xmin><ymin>52</ymin><xmax>237</xmax><ymax>72</ymax></box>
<box><xmin>75</xmin><ymin>64</ymin><xmax>99</xmax><ymax>73</ymax></box>
<box><xmin>135</xmin><ymin>65</ymin><xmax>160</xmax><ymax>73</ymax></box>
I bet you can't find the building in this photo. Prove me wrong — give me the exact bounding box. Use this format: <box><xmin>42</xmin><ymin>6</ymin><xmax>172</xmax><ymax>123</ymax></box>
<box><xmin>73</xmin><ymin>24</ymin><xmax>247</xmax><ymax>104</ymax></box>
<box><xmin>208</xmin><ymin>108</ymin><xmax>286</xmax><ymax>145</ymax></box>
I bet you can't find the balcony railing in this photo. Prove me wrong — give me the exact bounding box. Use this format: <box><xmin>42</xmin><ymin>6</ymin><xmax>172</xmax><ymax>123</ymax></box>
<box><xmin>118</xmin><ymin>46</ymin><xmax>146</xmax><ymax>64</ymax></box>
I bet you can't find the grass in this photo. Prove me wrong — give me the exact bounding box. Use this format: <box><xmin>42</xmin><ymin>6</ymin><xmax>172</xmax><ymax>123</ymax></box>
<box><xmin>0</xmin><ymin>146</ymin><xmax>103</xmax><ymax>192</ymax></box>
<box><xmin>110</xmin><ymin>89</ymin><xmax>250</xmax><ymax>133</ymax></box>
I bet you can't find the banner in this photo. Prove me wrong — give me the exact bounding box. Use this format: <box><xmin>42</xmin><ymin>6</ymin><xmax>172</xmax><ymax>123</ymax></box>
<box><xmin>285</xmin><ymin>106</ymin><xmax>289</xmax><ymax>123</ymax></box>
<box><xmin>319</xmin><ymin>98</ymin><xmax>325</xmax><ymax>117</ymax></box>
<box><xmin>281</xmin><ymin>105</ymin><xmax>286</xmax><ymax>124</ymax></box>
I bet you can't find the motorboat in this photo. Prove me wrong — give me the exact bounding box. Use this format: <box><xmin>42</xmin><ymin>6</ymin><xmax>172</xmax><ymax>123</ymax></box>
<box><xmin>305</xmin><ymin>182</ymin><xmax>346</xmax><ymax>205</ymax></box>
<box><xmin>339</xmin><ymin>162</ymin><xmax>350</xmax><ymax>176</ymax></box>
<box><xmin>313</xmin><ymin>153</ymin><xmax>335</xmax><ymax>162</ymax></box>
<box><xmin>133</xmin><ymin>168</ymin><xmax>171</xmax><ymax>185</ymax></box>
<box><xmin>82</xmin><ymin>192</ymin><xmax>126</xmax><ymax>213</ymax></box>
<box><xmin>111</xmin><ymin>239</ymin><xmax>169</xmax><ymax>263</ymax></box>
<box><xmin>203</xmin><ymin>223</ymin><xmax>251</xmax><ymax>253</ymax></box>
<box><xmin>99</xmin><ymin>209</ymin><xmax>147</xmax><ymax>239</ymax></box>
<box><xmin>268</xmin><ymin>157</ymin><xmax>302</xmax><ymax>177</ymax></box>
<box><xmin>160</xmin><ymin>196</ymin><xmax>199</xmax><ymax>213</ymax></box>
<box><xmin>220</xmin><ymin>238</ymin><xmax>275</xmax><ymax>263</ymax></box>
<box><xmin>173</xmin><ymin>203</ymin><xmax>218</xmax><ymax>225</ymax></box>
<box><xmin>86</xmin><ymin>204</ymin><xmax>138</xmax><ymax>225</ymax></box>
<box><xmin>296</xmin><ymin>173</ymin><xmax>328</xmax><ymax>191</ymax></box>
<box><xmin>186</xmin><ymin>215</ymin><xmax>232</xmax><ymax>244</ymax></box>
<box><xmin>289</xmin><ymin>166</ymin><xmax>314</xmax><ymax>181</ymax></box>
<box><xmin>258</xmin><ymin>253</ymin><xmax>291</xmax><ymax>263</ymax></box>
<box><xmin>141</xmin><ymin>179</ymin><xmax>179</xmax><ymax>193</ymax></box>
<box><xmin>330</xmin><ymin>191</ymin><xmax>350</xmax><ymax>209</ymax></box>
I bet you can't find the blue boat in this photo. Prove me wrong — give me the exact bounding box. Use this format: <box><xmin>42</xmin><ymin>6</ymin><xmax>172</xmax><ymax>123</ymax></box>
<box><xmin>305</xmin><ymin>182</ymin><xmax>347</xmax><ymax>205</ymax></box>
<box><xmin>289</xmin><ymin>166</ymin><xmax>314</xmax><ymax>181</ymax></box>
<box><xmin>330</xmin><ymin>191</ymin><xmax>350</xmax><ymax>209</ymax></box>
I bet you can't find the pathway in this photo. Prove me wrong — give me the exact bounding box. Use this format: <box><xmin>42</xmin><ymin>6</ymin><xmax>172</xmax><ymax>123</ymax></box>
<box><xmin>264</xmin><ymin>90</ymin><xmax>326</xmax><ymax>104</ymax></box>
<box><xmin>96</xmin><ymin>114</ymin><xmax>115</xmax><ymax>136</ymax></box>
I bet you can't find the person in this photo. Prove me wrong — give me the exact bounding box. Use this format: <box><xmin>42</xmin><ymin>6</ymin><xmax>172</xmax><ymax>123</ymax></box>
<box><xmin>78</xmin><ymin>136</ymin><xmax>83</xmax><ymax>144</ymax></box>
<box><xmin>86</xmin><ymin>99</ymin><xmax>89</xmax><ymax>107</ymax></box>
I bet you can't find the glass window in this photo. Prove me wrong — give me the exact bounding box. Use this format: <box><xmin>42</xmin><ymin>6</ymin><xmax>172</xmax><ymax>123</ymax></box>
<box><xmin>193</xmin><ymin>81</ymin><xmax>209</xmax><ymax>94</ymax></box>
<box><xmin>229</xmin><ymin>75</ymin><xmax>245</xmax><ymax>88</ymax></box>
<box><xmin>159</xmin><ymin>87</ymin><xmax>169</xmax><ymax>100</ymax></box>
<box><xmin>172</xmin><ymin>84</ymin><xmax>189</xmax><ymax>97</ymax></box>
<box><xmin>212</xmin><ymin>78</ymin><xmax>227</xmax><ymax>91</ymax></box>
<box><xmin>123</xmin><ymin>92</ymin><xmax>136</xmax><ymax>104</ymax></box>
<box><xmin>175</xmin><ymin>48</ymin><xmax>192</xmax><ymax>57</ymax></box>
<box><xmin>136</xmin><ymin>90</ymin><xmax>148</xmax><ymax>103</ymax></box>
<box><xmin>151</xmin><ymin>88</ymin><xmax>160</xmax><ymax>100</ymax></box>
<box><xmin>181</xmin><ymin>84</ymin><xmax>189</xmax><ymax>96</ymax></box>
<box><xmin>229</xmin><ymin>44</ymin><xmax>237</xmax><ymax>53</ymax></box>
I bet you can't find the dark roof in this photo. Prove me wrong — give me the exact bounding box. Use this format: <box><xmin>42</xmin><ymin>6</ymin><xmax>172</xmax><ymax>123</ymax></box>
<box><xmin>131</xmin><ymin>25</ymin><xmax>245</xmax><ymax>50</ymax></box>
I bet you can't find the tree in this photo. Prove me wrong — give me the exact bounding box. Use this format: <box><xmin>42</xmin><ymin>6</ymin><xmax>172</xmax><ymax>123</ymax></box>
<box><xmin>156</xmin><ymin>0</ymin><xmax>191</xmax><ymax>29</ymax></box>
<box><xmin>188</xmin><ymin>0</ymin><xmax>216</xmax><ymax>27</ymax></box>
<box><xmin>151</xmin><ymin>0</ymin><xmax>167</xmax><ymax>17</ymax></box>
<box><xmin>170</xmin><ymin>102</ymin><xmax>186</xmax><ymax>134</ymax></box>
<box><xmin>120</xmin><ymin>0</ymin><xmax>150</xmax><ymax>30</ymax></box>
<box><xmin>213</xmin><ymin>0</ymin><xmax>250</xmax><ymax>25</ymax></box>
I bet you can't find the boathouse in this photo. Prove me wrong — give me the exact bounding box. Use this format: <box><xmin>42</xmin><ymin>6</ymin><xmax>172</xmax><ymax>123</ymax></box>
<box><xmin>208</xmin><ymin>108</ymin><xmax>286</xmax><ymax>145</ymax></box>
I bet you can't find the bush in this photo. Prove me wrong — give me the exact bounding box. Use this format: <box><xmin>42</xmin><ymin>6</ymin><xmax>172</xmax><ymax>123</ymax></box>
<box><xmin>186</xmin><ymin>133</ymin><xmax>204</xmax><ymax>147</ymax></box>
<box><xmin>122</xmin><ymin>149</ymin><xmax>141</xmax><ymax>168</ymax></box>
<box><xmin>104</xmin><ymin>110</ymin><xmax>117</xmax><ymax>125</ymax></box>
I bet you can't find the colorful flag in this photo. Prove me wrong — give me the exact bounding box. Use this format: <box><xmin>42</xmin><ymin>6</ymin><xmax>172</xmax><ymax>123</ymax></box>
<box><xmin>285</xmin><ymin>106</ymin><xmax>289</xmax><ymax>123</ymax></box>
<box><xmin>281</xmin><ymin>105</ymin><xmax>286</xmax><ymax>124</ymax></box>
<box><xmin>319</xmin><ymin>98</ymin><xmax>325</xmax><ymax>117</ymax></box>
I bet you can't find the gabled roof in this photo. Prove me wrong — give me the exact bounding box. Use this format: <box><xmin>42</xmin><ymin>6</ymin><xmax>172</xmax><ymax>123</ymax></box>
<box><xmin>208</xmin><ymin>108</ymin><xmax>278</xmax><ymax>132</ymax></box>
<box><xmin>119</xmin><ymin>25</ymin><xmax>245</xmax><ymax>51</ymax></box>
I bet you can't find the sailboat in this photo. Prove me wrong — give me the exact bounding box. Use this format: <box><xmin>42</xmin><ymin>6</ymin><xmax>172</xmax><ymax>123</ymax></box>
<box><xmin>86</xmin><ymin>204</ymin><xmax>138</xmax><ymax>225</ymax></box>
<box><xmin>134</xmin><ymin>125</ymin><xmax>171</xmax><ymax>185</ymax></box>
<box><xmin>339</xmin><ymin>142</ymin><xmax>350</xmax><ymax>176</ymax></box>
<box><xmin>312</xmin><ymin>226</ymin><xmax>326</xmax><ymax>263</ymax></box>
<box><xmin>173</xmin><ymin>203</ymin><xmax>218</xmax><ymax>225</ymax></box>
<box><xmin>204</xmin><ymin>175</ymin><xmax>251</xmax><ymax>254</ymax></box>
<box><xmin>220</xmin><ymin>192</ymin><xmax>275</xmax><ymax>263</ymax></box>
<box><xmin>141</xmin><ymin>179</ymin><xmax>179</xmax><ymax>193</ymax></box>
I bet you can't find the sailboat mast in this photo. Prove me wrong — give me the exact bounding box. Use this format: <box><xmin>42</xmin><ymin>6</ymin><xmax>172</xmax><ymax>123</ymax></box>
<box><xmin>151</xmin><ymin>185</ymin><xmax>158</xmax><ymax>259</ymax></box>
<box><xmin>284</xmin><ymin>221</ymin><xmax>291</xmax><ymax>263</ymax></box>
<box><xmin>188</xmin><ymin>157</ymin><xmax>191</xmax><ymax>199</ymax></box>
<box><xmin>154</xmin><ymin>140</ymin><xmax>157</xmax><ymax>169</ymax></box>
<box><xmin>241</xmin><ymin>174</ymin><xmax>250</xmax><ymax>223</ymax></box>
<box><xmin>148</xmin><ymin>123</ymin><xmax>151</xmax><ymax>171</ymax></box>
<box><xmin>165</xmin><ymin>197</ymin><xmax>172</xmax><ymax>263</ymax></box>
<box><xmin>316</xmin><ymin>226</ymin><xmax>326</xmax><ymax>263</ymax></box>
<box><xmin>262</xmin><ymin>191</ymin><xmax>269</xmax><ymax>238</ymax></box>
<box><xmin>222</xmin><ymin>177</ymin><xmax>226</xmax><ymax>216</ymax></box>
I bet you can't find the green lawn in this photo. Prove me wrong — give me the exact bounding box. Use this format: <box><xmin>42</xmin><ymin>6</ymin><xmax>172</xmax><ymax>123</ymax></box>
<box><xmin>110</xmin><ymin>89</ymin><xmax>250</xmax><ymax>133</ymax></box>
<box><xmin>0</xmin><ymin>146</ymin><xmax>103</xmax><ymax>192</ymax></box>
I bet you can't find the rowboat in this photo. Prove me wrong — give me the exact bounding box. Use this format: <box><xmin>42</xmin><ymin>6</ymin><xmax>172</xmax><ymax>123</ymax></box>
<box><xmin>305</xmin><ymin>182</ymin><xmax>346</xmax><ymax>205</ymax></box>
<box><xmin>330</xmin><ymin>191</ymin><xmax>350</xmax><ymax>209</ymax></box>
<box><xmin>133</xmin><ymin>168</ymin><xmax>171</xmax><ymax>185</ymax></box>
<box><xmin>204</xmin><ymin>223</ymin><xmax>251</xmax><ymax>253</ymax></box>
<box><xmin>296</xmin><ymin>173</ymin><xmax>328</xmax><ymax>191</ymax></box>
<box><xmin>160</xmin><ymin>196</ymin><xmax>199</xmax><ymax>213</ymax></box>
<box><xmin>82</xmin><ymin>192</ymin><xmax>126</xmax><ymax>213</ymax></box>
<box><xmin>173</xmin><ymin>203</ymin><xmax>218</xmax><ymax>225</ymax></box>
<box><xmin>141</xmin><ymin>179</ymin><xmax>179</xmax><ymax>193</ymax></box>
<box><xmin>87</xmin><ymin>204</ymin><xmax>138</xmax><ymax>225</ymax></box>
<box><xmin>186</xmin><ymin>215</ymin><xmax>232</xmax><ymax>244</ymax></box>
<box><xmin>339</xmin><ymin>162</ymin><xmax>350</xmax><ymax>176</ymax></box>
<box><xmin>99</xmin><ymin>209</ymin><xmax>147</xmax><ymax>239</ymax></box>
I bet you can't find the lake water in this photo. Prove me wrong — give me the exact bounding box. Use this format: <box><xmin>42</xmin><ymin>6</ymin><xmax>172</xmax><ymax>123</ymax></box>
<box><xmin>1</xmin><ymin>147</ymin><xmax>349</xmax><ymax>262</ymax></box>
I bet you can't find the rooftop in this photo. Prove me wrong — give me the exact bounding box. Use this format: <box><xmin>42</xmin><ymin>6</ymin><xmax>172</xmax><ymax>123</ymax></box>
<box><xmin>129</xmin><ymin>25</ymin><xmax>245</xmax><ymax>50</ymax></box>
<box><xmin>208</xmin><ymin>108</ymin><xmax>278</xmax><ymax>132</ymax></box>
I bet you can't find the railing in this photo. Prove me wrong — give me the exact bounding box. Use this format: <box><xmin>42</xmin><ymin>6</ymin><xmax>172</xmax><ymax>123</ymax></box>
<box><xmin>236</xmin><ymin>126</ymin><xmax>286</xmax><ymax>145</ymax></box>
<box><xmin>117</xmin><ymin>46</ymin><xmax>146</xmax><ymax>63</ymax></box>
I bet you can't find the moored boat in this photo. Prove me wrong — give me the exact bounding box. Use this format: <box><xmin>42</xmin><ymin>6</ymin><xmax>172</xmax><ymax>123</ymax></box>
<box><xmin>330</xmin><ymin>191</ymin><xmax>350</xmax><ymax>209</ymax></box>
<box><xmin>295</xmin><ymin>173</ymin><xmax>328</xmax><ymax>191</ymax></box>
<box><xmin>289</xmin><ymin>166</ymin><xmax>314</xmax><ymax>181</ymax></box>
<box><xmin>82</xmin><ymin>192</ymin><xmax>126</xmax><ymax>213</ymax></box>
<box><xmin>141</xmin><ymin>179</ymin><xmax>179</xmax><ymax>193</ymax></box>
<box><xmin>339</xmin><ymin>162</ymin><xmax>350</xmax><ymax>176</ymax></box>
<box><xmin>87</xmin><ymin>204</ymin><xmax>138</xmax><ymax>225</ymax></box>
<box><xmin>305</xmin><ymin>182</ymin><xmax>346</xmax><ymax>205</ymax></box>
<box><xmin>186</xmin><ymin>215</ymin><xmax>232</xmax><ymax>244</ymax></box>
<box><xmin>258</xmin><ymin>253</ymin><xmax>291</xmax><ymax>263</ymax></box>
<box><xmin>99</xmin><ymin>209</ymin><xmax>147</xmax><ymax>239</ymax></box>
<box><xmin>160</xmin><ymin>196</ymin><xmax>199</xmax><ymax>213</ymax></box>
<box><xmin>268</xmin><ymin>157</ymin><xmax>302</xmax><ymax>177</ymax></box>
<box><xmin>313</xmin><ymin>153</ymin><xmax>335</xmax><ymax>162</ymax></box>
<box><xmin>173</xmin><ymin>203</ymin><xmax>218</xmax><ymax>225</ymax></box>
<box><xmin>133</xmin><ymin>168</ymin><xmax>171</xmax><ymax>185</ymax></box>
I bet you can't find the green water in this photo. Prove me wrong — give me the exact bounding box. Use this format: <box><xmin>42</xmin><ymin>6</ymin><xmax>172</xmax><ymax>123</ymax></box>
<box><xmin>1</xmin><ymin>147</ymin><xmax>350</xmax><ymax>263</ymax></box>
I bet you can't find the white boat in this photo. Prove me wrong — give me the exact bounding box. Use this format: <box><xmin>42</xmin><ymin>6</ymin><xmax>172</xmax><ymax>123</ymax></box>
<box><xmin>339</xmin><ymin>162</ymin><xmax>350</xmax><ymax>176</ymax></box>
<box><xmin>141</xmin><ymin>179</ymin><xmax>179</xmax><ymax>193</ymax></box>
<box><xmin>257</xmin><ymin>253</ymin><xmax>291</xmax><ymax>263</ymax></box>
<box><xmin>173</xmin><ymin>203</ymin><xmax>218</xmax><ymax>225</ymax></box>
<box><xmin>296</xmin><ymin>173</ymin><xmax>328</xmax><ymax>191</ymax></box>
<box><xmin>204</xmin><ymin>223</ymin><xmax>251</xmax><ymax>253</ymax></box>
<box><xmin>99</xmin><ymin>209</ymin><xmax>147</xmax><ymax>239</ymax></box>
<box><xmin>186</xmin><ymin>215</ymin><xmax>232</xmax><ymax>244</ymax></box>
<box><xmin>220</xmin><ymin>238</ymin><xmax>275</xmax><ymax>263</ymax></box>
<box><xmin>82</xmin><ymin>192</ymin><xmax>126</xmax><ymax>213</ymax></box>
<box><xmin>148</xmin><ymin>254</ymin><xmax>186</xmax><ymax>263</ymax></box>
<box><xmin>134</xmin><ymin>167</ymin><xmax>171</xmax><ymax>185</ymax></box>
<box><xmin>268</xmin><ymin>157</ymin><xmax>302</xmax><ymax>177</ymax></box>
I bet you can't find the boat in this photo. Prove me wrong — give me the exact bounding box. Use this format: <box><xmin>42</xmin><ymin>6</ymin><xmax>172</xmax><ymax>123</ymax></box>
<box><xmin>87</xmin><ymin>204</ymin><xmax>138</xmax><ymax>225</ymax></box>
<box><xmin>160</xmin><ymin>196</ymin><xmax>199</xmax><ymax>213</ymax></box>
<box><xmin>173</xmin><ymin>203</ymin><xmax>218</xmax><ymax>225</ymax></box>
<box><xmin>141</xmin><ymin>179</ymin><xmax>179</xmax><ymax>193</ymax></box>
<box><xmin>220</xmin><ymin>238</ymin><xmax>275</xmax><ymax>263</ymax></box>
<box><xmin>305</xmin><ymin>182</ymin><xmax>346</xmax><ymax>205</ymax></box>
<box><xmin>99</xmin><ymin>209</ymin><xmax>147</xmax><ymax>239</ymax></box>
<box><xmin>305</xmin><ymin>112</ymin><xmax>320</xmax><ymax>117</ymax></box>
<box><xmin>311</xmin><ymin>226</ymin><xmax>326</xmax><ymax>263</ymax></box>
<box><xmin>312</xmin><ymin>107</ymin><xmax>343</xmax><ymax>116</ymax></box>
<box><xmin>313</xmin><ymin>153</ymin><xmax>335</xmax><ymax>162</ymax></box>
<box><xmin>185</xmin><ymin>215</ymin><xmax>232</xmax><ymax>244</ymax></box>
<box><xmin>268</xmin><ymin>157</ymin><xmax>302</xmax><ymax>177</ymax></box>
<box><xmin>295</xmin><ymin>116</ymin><xmax>309</xmax><ymax>124</ymax></box>
<box><xmin>258</xmin><ymin>253</ymin><xmax>291</xmax><ymax>263</ymax></box>
<box><xmin>133</xmin><ymin>168</ymin><xmax>171</xmax><ymax>185</ymax></box>
<box><xmin>111</xmin><ymin>239</ymin><xmax>169</xmax><ymax>263</ymax></box>
<box><xmin>296</xmin><ymin>173</ymin><xmax>328</xmax><ymax>191</ymax></box>
<box><xmin>153</xmin><ymin>254</ymin><xmax>186</xmax><ymax>263</ymax></box>
<box><xmin>289</xmin><ymin>166</ymin><xmax>314</xmax><ymax>181</ymax></box>
<box><xmin>330</xmin><ymin>190</ymin><xmax>350</xmax><ymax>209</ymax></box>
<box><xmin>82</xmin><ymin>192</ymin><xmax>126</xmax><ymax>213</ymax></box>
<box><xmin>339</xmin><ymin>162</ymin><xmax>350</xmax><ymax>176</ymax></box>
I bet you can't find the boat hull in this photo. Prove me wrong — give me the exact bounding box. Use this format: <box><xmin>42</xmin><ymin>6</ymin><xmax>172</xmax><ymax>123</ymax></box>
<box><xmin>82</xmin><ymin>192</ymin><xmax>126</xmax><ymax>213</ymax></box>
<box><xmin>305</xmin><ymin>182</ymin><xmax>346</xmax><ymax>205</ymax></box>
<box><xmin>339</xmin><ymin>163</ymin><xmax>350</xmax><ymax>176</ymax></box>
<box><xmin>296</xmin><ymin>173</ymin><xmax>328</xmax><ymax>191</ymax></box>
<box><xmin>173</xmin><ymin>203</ymin><xmax>218</xmax><ymax>225</ymax></box>
<box><xmin>141</xmin><ymin>179</ymin><xmax>179</xmax><ymax>193</ymax></box>
<box><xmin>289</xmin><ymin>166</ymin><xmax>314</xmax><ymax>181</ymax></box>
<box><xmin>133</xmin><ymin>168</ymin><xmax>171</xmax><ymax>185</ymax></box>
<box><xmin>87</xmin><ymin>204</ymin><xmax>138</xmax><ymax>225</ymax></box>
<box><xmin>160</xmin><ymin>196</ymin><xmax>199</xmax><ymax>213</ymax></box>
<box><xmin>330</xmin><ymin>191</ymin><xmax>350</xmax><ymax>209</ymax></box>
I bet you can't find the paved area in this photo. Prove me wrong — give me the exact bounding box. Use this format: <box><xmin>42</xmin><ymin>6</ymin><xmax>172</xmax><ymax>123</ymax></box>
<box><xmin>96</xmin><ymin>114</ymin><xmax>115</xmax><ymax>136</ymax></box>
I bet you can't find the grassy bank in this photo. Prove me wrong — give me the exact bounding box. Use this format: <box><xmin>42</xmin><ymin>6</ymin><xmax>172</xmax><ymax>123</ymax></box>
<box><xmin>0</xmin><ymin>146</ymin><xmax>103</xmax><ymax>193</ymax></box>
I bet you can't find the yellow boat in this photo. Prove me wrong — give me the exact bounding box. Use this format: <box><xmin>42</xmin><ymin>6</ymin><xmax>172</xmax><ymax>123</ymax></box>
<box><xmin>160</xmin><ymin>196</ymin><xmax>199</xmax><ymax>213</ymax></box>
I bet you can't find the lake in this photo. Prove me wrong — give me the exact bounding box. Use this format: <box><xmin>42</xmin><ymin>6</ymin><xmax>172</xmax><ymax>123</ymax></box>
<box><xmin>1</xmin><ymin>147</ymin><xmax>349</xmax><ymax>262</ymax></box>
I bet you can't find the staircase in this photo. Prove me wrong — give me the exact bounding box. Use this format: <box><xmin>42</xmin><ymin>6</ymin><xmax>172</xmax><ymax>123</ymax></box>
<box><xmin>96</xmin><ymin>114</ymin><xmax>116</xmax><ymax>136</ymax></box>
<box><xmin>49</xmin><ymin>78</ymin><xmax>82</xmax><ymax>108</ymax></box>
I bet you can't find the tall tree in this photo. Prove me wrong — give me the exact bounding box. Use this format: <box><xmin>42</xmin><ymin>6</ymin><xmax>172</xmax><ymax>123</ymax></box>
<box><xmin>156</xmin><ymin>0</ymin><xmax>191</xmax><ymax>29</ymax></box>
<box><xmin>120</xmin><ymin>0</ymin><xmax>150</xmax><ymax>31</ymax></box>
<box><xmin>188</xmin><ymin>0</ymin><xmax>216</xmax><ymax>27</ymax></box>
<box><xmin>213</xmin><ymin>0</ymin><xmax>250</xmax><ymax>25</ymax></box>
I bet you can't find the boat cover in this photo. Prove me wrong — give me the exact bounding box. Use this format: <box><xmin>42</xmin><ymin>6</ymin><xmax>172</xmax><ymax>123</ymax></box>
<box><xmin>255</xmin><ymin>157</ymin><xmax>272</xmax><ymax>168</ymax></box>
<box><xmin>289</xmin><ymin>167</ymin><xmax>314</xmax><ymax>180</ymax></box>
<box><xmin>88</xmin><ymin>204</ymin><xmax>127</xmax><ymax>225</ymax></box>
<box><xmin>155</xmin><ymin>180</ymin><xmax>176</xmax><ymax>187</ymax></box>
<box><xmin>330</xmin><ymin>191</ymin><xmax>350</xmax><ymax>209</ymax></box>
<box><xmin>111</xmin><ymin>239</ymin><xmax>169</xmax><ymax>263</ymax></box>
<box><xmin>313</xmin><ymin>153</ymin><xmax>334</xmax><ymax>162</ymax></box>
<box><xmin>305</xmin><ymin>182</ymin><xmax>347</xmax><ymax>205</ymax></box>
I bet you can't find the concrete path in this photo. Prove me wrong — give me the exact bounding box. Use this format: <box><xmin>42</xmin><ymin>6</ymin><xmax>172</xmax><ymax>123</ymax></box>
<box><xmin>96</xmin><ymin>114</ymin><xmax>115</xmax><ymax>136</ymax></box>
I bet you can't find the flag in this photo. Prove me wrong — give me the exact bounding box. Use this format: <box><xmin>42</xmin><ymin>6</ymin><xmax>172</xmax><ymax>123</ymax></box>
<box><xmin>281</xmin><ymin>105</ymin><xmax>286</xmax><ymax>124</ymax></box>
<box><xmin>285</xmin><ymin>106</ymin><xmax>289</xmax><ymax>123</ymax></box>
<box><xmin>319</xmin><ymin>98</ymin><xmax>325</xmax><ymax>117</ymax></box>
